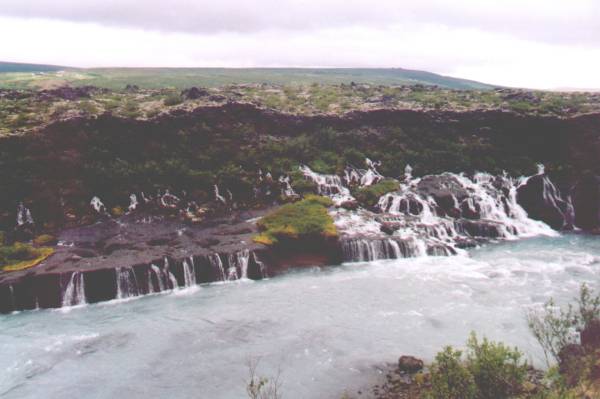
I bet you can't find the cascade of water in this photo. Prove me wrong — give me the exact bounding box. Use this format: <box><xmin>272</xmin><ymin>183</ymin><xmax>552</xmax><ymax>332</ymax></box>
<box><xmin>208</xmin><ymin>254</ymin><xmax>226</xmax><ymax>281</ymax></box>
<box><xmin>299</xmin><ymin>165</ymin><xmax>353</xmax><ymax>204</ymax></box>
<box><xmin>252</xmin><ymin>252</ymin><xmax>268</xmax><ymax>278</ymax></box>
<box><xmin>228</xmin><ymin>250</ymin><xmax>250</xmax><ymax>280</ymax></box>
<box><xmin>150</xmin><ymin>264</ymin><xmax>166</xmax><ymax>292</ymax></box>
<box><xmin>90</xmin><ymin>196</ymin><xmax>107</xmax><ymax>214</ymax></box>
<box><xmin>116</xmin><ymin>267</ymin><xmax>139</xmax><ymax>299</ymax></box>
<box><xmin>128</xmin><ymin>194</ymin><xmax>139</xmax><ymax>212</ymax></box>
<box><xmin>404</xmin><ymin>164</ymin><xmax>413</xmax><ymax>181</ymax></box>
<box><xmin>341</xmin><ymin>238</ymin><xmax>409</xmax><ymax>262</ymax></box>
<box><xmin>214</xmin><ymin>185</ymin><xmax>227</xmax><ymax>204</ymax></box>
<box><xmin>164</xmin><ymin>257</ymin><xmax>179</xmax><ymax>289</ymax></box>
<box><xmin>182</xmin><ymin>257</ymin><xmax>196</xmax><ymax>287</ymax></box>
<box><xmin>279</xmin><ymin>175</ymin><xmax>297</xmax><ymax>197</ymax></box>
<box><xmin>160</xmin><ymin>190</ymin><xmax>180</xmax><ymax>209</ymax></box>
<box><xmin>16</xmin><ymin>202</ymin><xmax>34</xmax><ymax>226</ymax></box>
<box><xmin>344</xmin><ymin>158</ymin><xmax>383</xmax><ymax>187</ymax></box>
<box><xmin>61</xmin><ymin>271</ymin><xmax>86</xmax><ymax>307</ymax></box>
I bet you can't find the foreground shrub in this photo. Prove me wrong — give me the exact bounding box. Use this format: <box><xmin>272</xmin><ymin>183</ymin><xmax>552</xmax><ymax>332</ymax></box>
<box><xmin>353</xmin><ymin>179</ymin><xmax>399</xmax><ymax>207</ymax></box>
<box><xmin>427</xmin><ymin>333</ymin><xmax>527</xmax><ymax>399</ymax></box>
<box><xmin>465</xmin><ymin>333</ymin><xmax>528</xmax><ymax>398</ymax></box>
<box><xmin>254</xmin><ymin>195</ymin><xmax>336</xmax><ymax>245</ymax></box>
<box><xmin>428</xmin><ymin>346</ymin><xmax>476</xmax><ymax>399</ymax></box>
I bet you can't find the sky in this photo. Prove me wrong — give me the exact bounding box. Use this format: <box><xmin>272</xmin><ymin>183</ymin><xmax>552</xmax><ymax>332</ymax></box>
<box><xmin>0</xmin><ymin>0</ymin><xmax>599</xmax><ymax>89</ymax></box>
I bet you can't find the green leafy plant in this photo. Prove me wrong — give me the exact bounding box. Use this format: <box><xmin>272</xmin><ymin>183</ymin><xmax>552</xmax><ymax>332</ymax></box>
<box><xmin>465</xmin><ymin>332</ymin><xmax>528</xmax><ymax>399</ymax></box>
<box><xmin>254</xmin><ymin>195</ymin><xmax>336</xmax><ymax>245</ymax></box>
<box><xmin>428</xmin><ymin>346</ymin><xmax>476</xmax><ymax>399</ymax></box>
<box><xmin>353</xmin><ymin>179</ymin><xmax>399</xmax><ymax>207</ymax></box>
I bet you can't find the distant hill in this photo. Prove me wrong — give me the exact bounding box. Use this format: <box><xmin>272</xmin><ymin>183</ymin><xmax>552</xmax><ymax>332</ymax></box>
<box><xmin>0</xmin><ymin>62</ymin><xmax>495</xmax><ymax>90</ymax></box>
<box><xmin>0</xmin><ymin>61</ymin><xmax>66</xmax><ymax>73</ymax></box>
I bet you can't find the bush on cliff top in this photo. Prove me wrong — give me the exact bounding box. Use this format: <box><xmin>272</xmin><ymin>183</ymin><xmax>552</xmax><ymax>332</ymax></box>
<box><xmin>0</xmin><ymin>242</ymin><xmax>54</xmax><ymax>271</ymax></box>
<box><xmin>353</xmin><ymin>179</ymin><xmax>400</xmax><ymax>207</ymax></box>
<box><xmin>254</xmin><ymin>195</ymin><xmax>337</xmax><ymax>245</ymax></box>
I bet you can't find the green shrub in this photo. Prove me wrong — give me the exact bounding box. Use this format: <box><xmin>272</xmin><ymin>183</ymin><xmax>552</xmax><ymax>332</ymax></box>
<box><xmin>0</xmin><ymin>242</ymin><xmax>54</xmax><ymax>271</ymax></box>
<box><xmin>254</xmin><ymin>195</ymin><xmax>336</xmax><ymax>245</ymax></box>
<box><xmin>428</xmin><ymin>346</ymin><xmax>476</xmax><ymax>399</ymax></box>
<box><xmin>163</xmin><ymin>94</ymin><xmax>183</xmax><ymax>106</ymax></box>
<box><xmin>33</xmin><ymin>234</ymin><xmax>57</xmax><ymax>246</ymax></box>
<box><xmin>466</xmin><ymin>332</ymin><xmax>528</xmax><ymax>399</ymax></box>
<box><xmin>289</xmin><ymin>170</ymin><xmax>318</xmax><ymax>195</ymax></box>
<box><xmin>353</xmin><ymin>179</ymin><xmax>400</xmax><ymax>207</ymax></box>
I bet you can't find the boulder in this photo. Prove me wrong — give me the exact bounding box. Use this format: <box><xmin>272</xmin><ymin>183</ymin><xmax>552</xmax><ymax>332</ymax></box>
<box><xmin>581</xmin><ymin>319</ymin><xmax>600</xmax><ymax>350</ymax></box>
<box><xmin>416</xmin><ymin>174</ymin><xmax>469</xmax><ymax>217</ymax></box>
<box><xmin>517</xmin><ymin>174</ymin><xmax>572</xmax><ymax>230</ymax></box>
<box><xmin>398</xmin><ymin>356</ymin><xmax>424</xmax><ymax>374</ymax></box>
<box><xmin>571</xmin><ymin>173</ymin><xmax>600</xmax><ymax>231</ymax></box>
<box><xmin>339</xmin><ymin>200</ymin><xmax>359</xmax><ymax>211</ymax></box>
<box><xmin>181</xmin><ymin>87</ymin><xmax>209</xmax><ymax>100</ymax></box>
<box><xmin>558</xmin><ymin>343</ymin><xmax>587</xmax><ymax>387</ymax></box>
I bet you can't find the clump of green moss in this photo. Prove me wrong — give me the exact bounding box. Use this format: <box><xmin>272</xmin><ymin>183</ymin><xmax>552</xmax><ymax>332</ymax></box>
<box><xmin>0</xmin><ymin>242</ymin><xmax>54</xmax><ymax>271</ymax></box>
<box><xmin>254</xmin><ymin>195</ymin><xmax>337</xmax><ymax>245</ymax></box>
<box><xmin>33</xmin><ymin>234</ymin><xmax>57</xmax><ymax>246</ymax></box>
<box><xmin>353</xmin><ymin>179</ymin><xmax>400</xmax><ymax>207</ymax></box>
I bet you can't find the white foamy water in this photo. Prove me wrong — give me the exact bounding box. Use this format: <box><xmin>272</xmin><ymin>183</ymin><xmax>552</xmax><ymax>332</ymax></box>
<box><xmin>1</xmin><ymin>235</ymin><xmax>599</xmax><ymax>399</ymax></box>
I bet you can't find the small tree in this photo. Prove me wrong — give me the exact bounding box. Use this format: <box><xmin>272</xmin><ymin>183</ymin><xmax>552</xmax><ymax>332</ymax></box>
<box><xmin>527</xmin><ymin>284</ymin><xmax>600</xmax><ymax>366</ymax></box>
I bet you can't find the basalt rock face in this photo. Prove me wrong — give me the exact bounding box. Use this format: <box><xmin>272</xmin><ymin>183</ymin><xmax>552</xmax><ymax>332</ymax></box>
<box><xmin>1</xmin><ymin>104</ymin><xmax>600</xmax><ymax>233</ymax></box>
<box><xmin>571</xmin><ymin>173</ymin><xmax>600</xmax><ymax>231</ymax></box>
<box><xmin>517</xmin><ymin>174</ymin><xmax>575</xmax><ymax>230</ymax></box>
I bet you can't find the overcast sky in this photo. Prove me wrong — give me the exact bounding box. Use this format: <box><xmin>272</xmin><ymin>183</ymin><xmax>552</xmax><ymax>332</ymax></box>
<box><xmin>1</xmin><ymin>0</ymin><xmax>599</xmax><ymax>89</ymax></box>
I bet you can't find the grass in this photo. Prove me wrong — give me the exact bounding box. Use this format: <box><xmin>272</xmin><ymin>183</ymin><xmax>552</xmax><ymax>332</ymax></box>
<box><xmin>0</xmin><ymin>66</ymin><xmax>494</xmax><ymax>90</ymax></box>
<box><xmin>0</xmin><ymin>243</ymin><xmax>54</xmax><ymax>271</ymax></box>
<box><xmin>353</xmin><ymin>179</ymin><xmax>400</xmax><ymax>207</ymax></box>
<box><xmin>254</xmin><ymin>195</ymin><xmax>337</xmax><ymax>245</ymax></box>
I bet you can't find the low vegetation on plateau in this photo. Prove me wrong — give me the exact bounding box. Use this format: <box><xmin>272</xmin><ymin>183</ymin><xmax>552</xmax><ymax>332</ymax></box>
<box><xmin>254</xmin><ymin>195</ymin><xmax>337</xmax><ymax>245</ymax></box>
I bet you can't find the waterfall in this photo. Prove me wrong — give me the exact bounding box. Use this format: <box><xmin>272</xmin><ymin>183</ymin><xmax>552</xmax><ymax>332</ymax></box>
<box><xmin>116</xmin><ymin>267</ymin><xmax>139</xmax><ymax>299</ymax></box>
<box><xmin>16</xmin><ymin>202</ymin><xmax>34</xmax><ymax>226</ymax></box>
<box><xmin>228</xmin><ymin>250</ymin><xmax>250</xmax><ymax>280</ymax></box>
<box><xmin>90</xmin><ymin>196</ymin><xmax>107</xmax><ymax>214</ymax></box>
<box><xmin>214</xmin><ymin>185</ymin><xmax>227</xmax><ymax>204</ymax></box>
<box><xmin>279</xmin><ymin>175</ymin><xmax>297</xmax><ymax>197</ymax></box>
<box><xmin>160</xmin><ymin>190</ymin><xmax>180</xmax><ymax>209</ymax></box>
<box><xmin>164</xmin><ymin>257</ymin><xmax>179</xmax><ymax>289</ymax></box>
<box><xmin>62</xmin><ymin>271</ymin><xmax>86</xmax><ymax>307</ymax></box>
<box><xmin>128</xmin><ymin>194</ymin><xmax>139</xmax><ymax>212</ymax></box>
<box><xmin>182</xmin><ymin>257</ymin><xmax>196</xmax><ymax>287</ymax></box>
<box><xmin>300</xmin><ymin>165</ymin><xmax>353</xmax><ymax>204</ymax></box>
<box><xmin>344</xmin><ymin>158</ymin><xmax>383</xmax><ymax>187</ymax></box>
<box><xmin>149</xmin><ymin>264</ymin><xmax>167</xmax><ymax>292</ymax></box>
<box><xmin>208</xmin><ymin>254</ymin><xmax>226</xmax><ymax>281</ymax></box>
<box><xmin>252</xmin><ymin>252</ymin><xmax>268</xmax><ymax>278</ymax></box>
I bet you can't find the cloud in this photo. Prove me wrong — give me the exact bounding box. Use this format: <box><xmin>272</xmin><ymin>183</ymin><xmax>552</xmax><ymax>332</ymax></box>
<box><xmin>1</xmin><ymin>0</ymin><xmax>599</xmax><ymax>45</ymax></box>
<box><xmin>1</xmin><ymin>15</ymin><xmax>600</xmax><ymax>89</ymax></box>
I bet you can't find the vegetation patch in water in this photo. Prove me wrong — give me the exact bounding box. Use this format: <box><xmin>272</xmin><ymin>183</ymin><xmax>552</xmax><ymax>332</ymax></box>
<box><xmin>353</xmin><ymin>179</ymin><xmax>400</xmax><ymax>207</ymax></box>
<box><xmin>254</xmin><ymin>195</ymin><xmax>337</xmax><ymax>245</ymax></box>
<box><xmin>0</xmin><ymin>242</ymin><xmax>54</xmax><ymax>271</ymax></box>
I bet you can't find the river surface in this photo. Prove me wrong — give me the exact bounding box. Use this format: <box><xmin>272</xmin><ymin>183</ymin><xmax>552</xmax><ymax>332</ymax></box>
<box><xmin>1</xmin><ymin>234</ymin><xmax>599</xmax><ymax>399</ymax></box>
